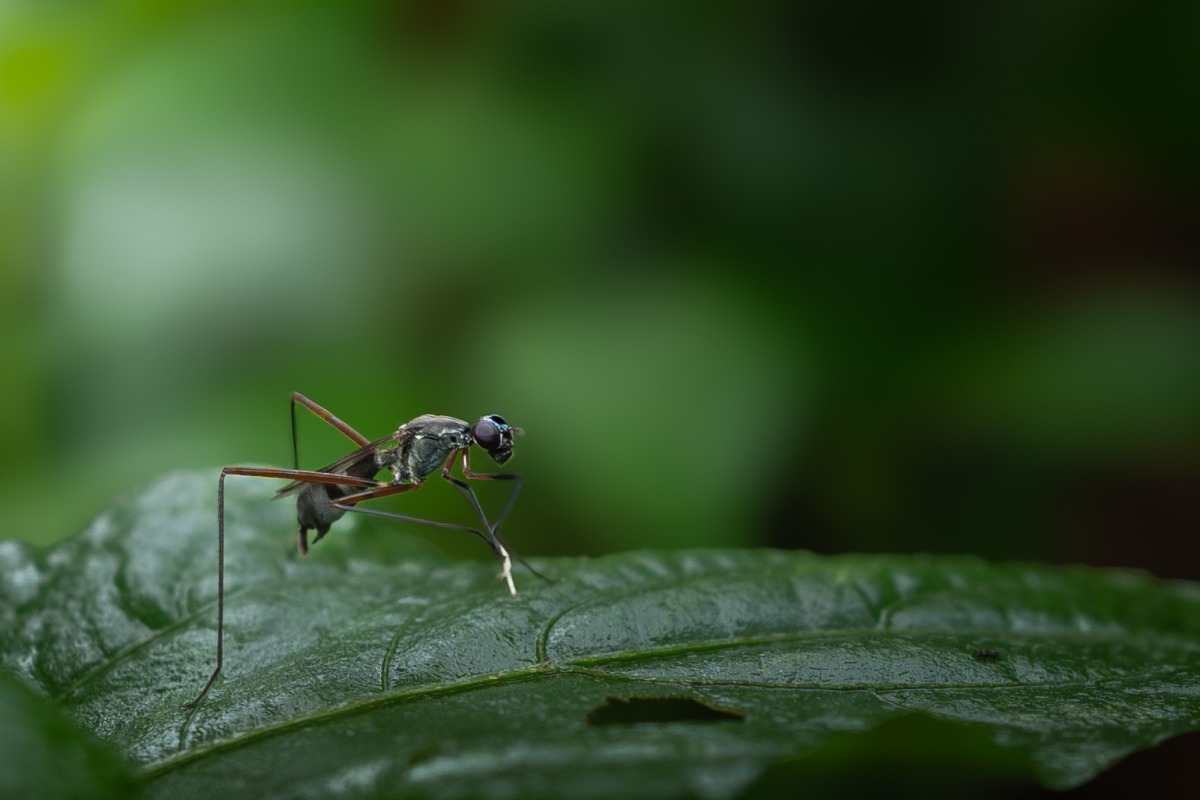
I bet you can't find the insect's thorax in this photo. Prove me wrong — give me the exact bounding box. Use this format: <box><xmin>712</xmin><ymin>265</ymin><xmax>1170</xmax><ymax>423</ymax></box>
<box><xmin>388</xmin><ymin>415</ymin><xmax>472</xmax><ymax>482</ymax></box>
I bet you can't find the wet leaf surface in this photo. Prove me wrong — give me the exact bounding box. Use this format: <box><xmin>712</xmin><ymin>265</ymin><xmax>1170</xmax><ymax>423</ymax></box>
<box><xmin>2</xmin><ymin>470</ymin><xmax>1199</xmax><ymax>799</ymax></box>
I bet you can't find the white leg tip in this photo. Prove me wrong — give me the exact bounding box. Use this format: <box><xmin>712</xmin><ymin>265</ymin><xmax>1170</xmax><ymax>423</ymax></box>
<box><xmin>497</xmin><ymin>546</ymin><xmax>518</xmax><ymax>596</ymax></box>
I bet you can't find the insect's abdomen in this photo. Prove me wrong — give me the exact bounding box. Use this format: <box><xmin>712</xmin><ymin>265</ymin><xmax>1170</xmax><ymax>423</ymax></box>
<box><xmin>296</xmin><ymin>450</ymin><xmax>381</xmax><ymax>552</ymax></box>
<box><xmin>296</xmin><ymin>483</ymin><xmax>346</xmax><ymax>544</ymax></box>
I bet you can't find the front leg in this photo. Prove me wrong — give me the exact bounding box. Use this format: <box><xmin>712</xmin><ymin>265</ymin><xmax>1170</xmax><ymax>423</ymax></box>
<box><xmin>333</xmin><ymin>480</ymin><xmax>518</xmax><ymax>596</ymax></box>
<box><xmin>441</xmin><ymin>449</ymin><xmax>523</xmax><ymax>594</ymax></box>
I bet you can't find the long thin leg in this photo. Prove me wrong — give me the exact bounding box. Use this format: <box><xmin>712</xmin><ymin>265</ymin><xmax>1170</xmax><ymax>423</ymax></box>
<box><xmin>334</xmin><ymin>504</ymin><xmax>517</xmax><ymax>595</ymax></box>
<box><xmin>331</xmin><ymin>479</ymin><xmax>518</xmax><ymax>597</ymax></box>
<box><xmin>453</xmin><ymin>452</ymin><xmax>551</xmax><ymax>583</ymax></box>
<box><xmin>181</xmin><ymin>469</ymin><xmax>231</xmax><ymax>709</ymax></box>
<box><xmin>441</xmin><ymin>475</ymin><xmax>519</xmax><ymax>593</ymax></box>
<box><xmin>459</xmin><ymin>450</ymin><xmax>524</xmax><ymax>533</ymax></box>
<box><xmin>182</xmin><ymin>466</ymin><xmax>386</xmax><ymax>709</ymax></box>
<box><xmin>444</xmin><ymin>449</ymin><xmax>524</xmax><ymax>533</ymax></box>
<box><xmin>335</xmin><ymin>477</ymin><xmax>519</xmax><ymax>596</ymax></box>
<box><xmin>440</xmin><ymin>450</ymin><xmax>528</xmax><ymax>591</ymax></box>
<box><xmin>332</xmin><ymin>482</ymin><xmax>420</xmax><ymax>505</ymax></box>
<box><xmin>290</xmin><ymin>392</ymin><xmax>371</xmax><ymax>469</ymax></box>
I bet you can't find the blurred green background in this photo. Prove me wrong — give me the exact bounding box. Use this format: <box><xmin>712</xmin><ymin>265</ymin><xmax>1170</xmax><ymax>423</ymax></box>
<box><xmin>1</xmin><ymin>1</ymin><xmax>1197</xmax><ymax>579</ymax></box>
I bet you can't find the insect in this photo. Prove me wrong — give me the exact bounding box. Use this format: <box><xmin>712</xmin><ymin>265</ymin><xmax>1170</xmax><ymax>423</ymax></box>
<box><xmin>183</xmin><ymin>392</ymin><xmax>524</xmax><ymax>708</ymax></box>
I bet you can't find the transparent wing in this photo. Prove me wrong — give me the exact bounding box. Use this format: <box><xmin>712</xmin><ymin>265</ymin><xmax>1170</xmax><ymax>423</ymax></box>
<box><xmin>272</xmin><ymin>431</ymin><xmax>400</xmax><ymax>499</ymax></box>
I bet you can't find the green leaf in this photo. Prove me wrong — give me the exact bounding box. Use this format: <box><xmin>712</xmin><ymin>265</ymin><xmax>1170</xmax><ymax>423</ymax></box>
<box><xmin>0</xmin><ymin>670</ymin><xmax>140</xmax><ymax>800</ymax></box>
<box><xmin>2</xmin><ymin>470</ymin><xmax>1200</xmax><ymax>799</ymax></box>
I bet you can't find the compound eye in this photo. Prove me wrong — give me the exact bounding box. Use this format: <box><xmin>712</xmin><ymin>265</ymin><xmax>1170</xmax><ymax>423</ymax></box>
<box><xmin>473</xmin><ymin>417</ymin><xmax>502</xmax><ymax>450</ymax></box>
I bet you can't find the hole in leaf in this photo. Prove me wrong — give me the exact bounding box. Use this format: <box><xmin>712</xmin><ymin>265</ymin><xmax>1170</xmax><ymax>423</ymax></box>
<box><xmin>586</xmin><ymin>696</ymin><xmax>746</xmax><ymax>726</ymax></box>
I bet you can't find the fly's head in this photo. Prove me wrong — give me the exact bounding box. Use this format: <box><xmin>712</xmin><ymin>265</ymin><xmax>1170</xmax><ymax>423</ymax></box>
<box><xmin>471</xmin><ymin>414</ymin><xmax>521</xmax><ymax>464</ymax></box>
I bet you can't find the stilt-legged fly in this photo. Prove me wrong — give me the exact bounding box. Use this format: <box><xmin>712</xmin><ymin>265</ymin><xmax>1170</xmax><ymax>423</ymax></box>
<box><xmin>183</xmin><ymin>392</ymin><xmax>524</xmax><ymax>708</ymax></box>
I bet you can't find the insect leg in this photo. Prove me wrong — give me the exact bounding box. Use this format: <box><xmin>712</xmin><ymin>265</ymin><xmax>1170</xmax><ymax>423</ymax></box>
<box><xmin>437</xmin><ymin>451</ymin><xmax>531</xmax><ymax>592</ymax></box>
<box><xmin>290</xmin><ymin>392</ymin><xmax>371</xmax><ymax>469</ymax></box>
<box><xmin>447</xmin><ymin>478</ymin><xmax>549</xmax><ymax>587</ymax></box>
<box><xmin>182</xmin><ymin>466</ymin><xmax>383</xmax><ymax>709</ymax></box>
<box><xmin>459</xmin><ymin>451</ymin><xmax>524</xmax><ymax>534</ymax></box>
<box><xmin>333</xmin><ymin>482</ymin><xmax>519</xmax><ymax>596</ymax></box>
<box><xmin>457</xmin><ymin>449</ymin><xmax>548</xmax><ymax>581</ymax></box>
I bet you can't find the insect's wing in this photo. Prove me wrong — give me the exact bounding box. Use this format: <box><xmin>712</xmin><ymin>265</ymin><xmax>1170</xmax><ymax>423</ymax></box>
<box><xmin>272</xmin><ymin>432</ymin><xmax>399</xmax><ymax>499</ymax></box>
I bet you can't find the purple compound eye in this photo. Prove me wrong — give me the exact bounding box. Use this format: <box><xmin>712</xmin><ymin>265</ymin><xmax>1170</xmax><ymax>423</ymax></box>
<box><xmin>473</xmin><ymin>417</ymin><xmax>502</xmax><ymax>449</ymax></box>
<box><xmin>473</xmin><ymin>415</ymin><xmax>515</xmax><ymax>464</ymax></box>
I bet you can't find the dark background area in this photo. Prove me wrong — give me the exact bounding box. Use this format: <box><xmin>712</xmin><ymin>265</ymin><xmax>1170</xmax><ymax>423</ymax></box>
<box><xmin>0</xmin><ymin>2</ymin><xmax>1197</xmax><ymax>793</ymax></box>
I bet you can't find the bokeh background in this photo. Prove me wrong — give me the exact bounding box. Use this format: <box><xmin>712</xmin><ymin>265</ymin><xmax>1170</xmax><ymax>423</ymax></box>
<box><xmin>1</xmin><ymin>1</ymin><xmax>1197</xmax><ymax>583</ymax></box>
